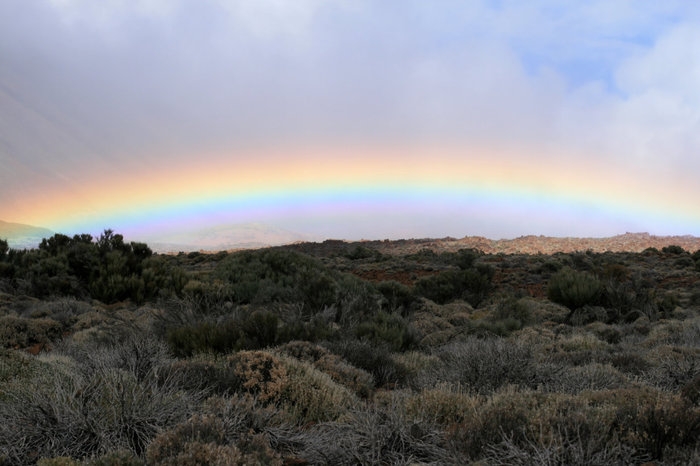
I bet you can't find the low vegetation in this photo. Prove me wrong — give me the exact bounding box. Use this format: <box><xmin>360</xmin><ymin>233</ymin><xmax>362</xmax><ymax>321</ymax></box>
<box><xmin>0</xmin><ymin>233</ymin><xmax>699</xmax><ymax>464</ymax></box>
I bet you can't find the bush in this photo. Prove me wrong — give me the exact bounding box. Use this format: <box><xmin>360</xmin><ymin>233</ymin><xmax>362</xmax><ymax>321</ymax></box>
<box><xmin>354</xmin><ymin>311</ymin><xmax>418</xmax><ymax>352</ymax></box>
<box><xmin>277</xmin><ymin>354</ymin><xmax>357</xmax><ymax>423</ymax></box>
<box><xmin>376</xmin><ymin>280</ymin><xmax>416</xmax><ymax>315</ymax></box>
<box><xmin>662</xmin><ymin>245</ymin><xmax>686</xmax><ymax>254</ymax></box>
<box><xmin>0</xmin><ymin>365</ymin><xmax>197</xmax><ymax>464</ymax></box>
<box><xmin>276</xmin><ymin>341</ymin><xmax>374</xmax><ymax>398</ymax></box>
<box><xmin>420</xmin><ymin>337</ymin><xmax>536</xmax><ymax>394</ymax></box>
<box><xmin>414</xmin><ymin>267</ymin><xmax>492</xmax><ymax>307</ymax></box>
<box><xmin>0</xmin><ymin>315</ymin><xmax>62</xmax><ymax>348</ymax></box>
<box><xmin>145</xmin><ymin>415</ymin><xmax>282</xmax><ymax>466</ymax></box>
<box><xmin>547</xmin><ymin>267</ymin><xmax>602</xmax><ymax>311</ymax></box>
<box><xmin>225</xmin><ymin>351</ymin><xmax>287</xmax><ymax>403</ymax></box>
<box><xmin>85</xmin><ymin>450</ymin><xmax>144</xmax><ymax>466</ymax></box>
<box><xmin>213</xmin><ymin>249</ymin><xmax>338</xmax><ymax>313</ymax></box>
<box><xmin>325</xmin><ymin>339</ymin><xmax>410</xmax><ymax>388</ymax></box>
<box><xmin>295</xmin><ymin>403</ymin><xmax>455</xmax><ymax>464</ymax></box>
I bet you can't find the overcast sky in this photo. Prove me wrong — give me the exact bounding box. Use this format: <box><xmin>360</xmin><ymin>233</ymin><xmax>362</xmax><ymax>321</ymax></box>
<box><xmin>2</xmin><ymin>1</ymin><xmax>700</xmax><ymax>239</ymax></box>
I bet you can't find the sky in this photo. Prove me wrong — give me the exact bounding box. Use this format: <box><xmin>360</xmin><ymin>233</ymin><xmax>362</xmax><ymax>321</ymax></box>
<box><xmin>1</xmin><ymin>0</ymin><xmax>700</xmax><ymax>241</ymax></box>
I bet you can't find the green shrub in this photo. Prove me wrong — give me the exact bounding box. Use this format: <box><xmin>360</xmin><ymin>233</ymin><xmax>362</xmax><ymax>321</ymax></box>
<box><xmin>0</xmin><ymin>315</ymin><xmax>62</xmax><ymax>348</ymax></box>
<box><xmin>355</xmin><ymin>311</ymin><xmax>418</xmax><ymax>351</ymax></box>
<box><xmin>547</xmin><ymin>267</ymin><xmax>602</xmax><ymax>311</ymax></box>
<box><xmin>662</xmin><ymin>245</ymin><xmax>686</xmax><ymax>254</ymax></box>
<box><xmin>325</xmin><ymin>339</ymin><xmax>409</xmax><ymax>387</ymax></box>
<box><xmin>376</xmin><ymin>280</ymin><xmax>416</xmax><ymax>315</ymax></box>
<box><xmin>166</xmin><ymin>320</ymin><xmax>242</xmax><ymax>357</ymax></box>
<box><xmin>414</xmin><ymin>267</ymin><xmax>492</xmax><ymax>307</ymax></box>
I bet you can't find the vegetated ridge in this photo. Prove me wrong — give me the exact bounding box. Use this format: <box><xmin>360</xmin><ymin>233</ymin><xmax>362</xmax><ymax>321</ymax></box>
<box><xmin>285</xmin><ymin>232</ymin><xmax>700</xmax><ymax>257</ymax></box>
<box><xmin>0</xmin><ymin>229</ymin><xmax>699</xmax><ymax>464</ymax></box>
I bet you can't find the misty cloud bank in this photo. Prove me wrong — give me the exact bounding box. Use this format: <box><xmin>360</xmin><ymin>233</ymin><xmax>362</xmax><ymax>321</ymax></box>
<box><xmin>1</xmin><ymin>0</ymin><xmax>699</xmax><ymax>237</ymax></box>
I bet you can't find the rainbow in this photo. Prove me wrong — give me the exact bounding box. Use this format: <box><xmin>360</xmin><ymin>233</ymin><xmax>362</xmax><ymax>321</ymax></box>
<box><xmin>6</xmin><ymin>144</ymin><xmax>700</xmax><ymax>239</ymax></box>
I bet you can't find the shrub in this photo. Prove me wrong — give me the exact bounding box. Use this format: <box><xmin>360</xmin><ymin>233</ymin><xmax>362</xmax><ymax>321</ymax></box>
<box><xmin>414</xmin><ymin>268</ymin><xmax>492</xmax><ymax>307</ymax></box>
<box><xmin>225</xmin><ymin>351</ymin><xmax>287</xmax><ymax>403</ymax></box>
<box><xmin>405</xmin><ymin>384</ymin><xmax>479</xmax><ymax>425</ymax></box>
<box><xmin>0</xmin><ymin>365</ymin><xmax>197</xmax><ymax>464</ymax></box>
<box><xmin>276</xmin><ymin>341</ymin><xmax>374</xmax><ymax>398</ymax></box>
<box><xmin>145</xmin><ymin>415</ymin><xmax>283</xmax><ymax>466</ymax></box>
<box><xmin>0</xmin><ymin>315</ymin><xmax>62</xmax><ymax>348</ymax></box>
<box><xmin>36</xmin><ymin>459</ymin><xmax>79</xmax><ymax>466</ymax></box>
<box><xmin>85</xmin><ymin>450</ymin><xmax>144</xmax><ymax>466</ymax></box>
<box><xmin>420</xmin><ymin>337</ymin><xmax>536</xmax><ymax>394</ymax></box>
<box><xmin>296</xmin><ymin>403</ymin><xmax>455</xmax><ymax>464</ymax></box>
<box><xmin>354</xmin><ymin>310</ymin><xmax>418</xmax><ymax>352</ymax></box>
<box><xmin>324</xmin><ymin>339</ymin><xmax>409</xmax><ymax>387</ymax></box>
<box><xmin>376</xmin><ymin>280</ymin><xmax>416</xmax><ymax>315</ymax></box>
<box><xmin>547</xmin><ymin>267</ymin><xmax>602</xmax><ymax>311</ymax></box>
<box><xmin>277</xmin><ymin>354</ymin><xmax>357</xmax><ymax>423</ymax></box>
<box><xmin>213</xmin><ymin>249</ymin><xmax>338</xmax><ymax>313</ymax></box>
<box><xmin>166</xmin><ymin>320</ymin><xmax>242</xmax><ymax>357</ymax></box>
<box><xmin>662</xmin><ymin>245</ymin><xmax>686</xmax><ymax>254</ymax></box>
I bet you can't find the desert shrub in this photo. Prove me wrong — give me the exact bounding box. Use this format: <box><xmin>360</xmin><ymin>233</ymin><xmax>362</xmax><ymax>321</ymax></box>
<box><xmin>554</xmin><ymin>332</ymin><xmax>610</xmax><ymax>353</ymax></box>
<box><xmin>680</xmin><ymin>375</ymin><xmax>700</xmax><ymax>405</ymax></box>
<box><xmin>295</xmin><ymin>403</ymin><xmax>455</xmax><ymax>465</ymax></box>
<box><xmin>493</xmin><ymin>296</ymin><xmax>533</xmax><ymax>325</ymax></box>
<box><xmin>145</xmin><ymin>415</ymin><xmax>282</xmax><ymax>466</ymax></box>
<box><xmin>0</xmin><ymin>365</ymin><xmax>197</xmax><ymax>464</ymax></box>
<box><xmin>568</xmin><ymin>305</ymin><xmax>607</xmax><ymax>326</ymax></box>
<box><xmin>405</xmin><ymin>384</ymin><xmax>479</xmax><ymax>425</ymax></box>
<box><xmin>354</xmin><ymin>310</ymin><xmax>418</xmax><ymax>351</ymax></box>
<box><xmin>414</xmin><ymin>267</ymin><xmax>492</xmax><ymax>307</ymax></box>
<box><xmin>160</xmin><ymin>356</ymin><xmax>237</xmax><ymax>394</ymax></box>
<box><xmin>482</xmin><ymin>431</ymin><xmax>648</xmax><ymax>466</ymax></box>
<box><xmin>547</xmin><ymin>363</ymin><xmax>629</xmax><ymax>394</ymax></box>
<box><xmin>447</xmin><ymin>390</ymin><xmax>532</xmax><ymax>458</ymax></box>
<box><xmin>276</xmin><ymin>341</ymin><xmax>374</xmax><ymax>398</ymax></box>
<box><xmin>662</xmin><ymin>245</ymin><xmax>686</xmax><ymax>254</ymax></box>
<box><xmin>606</xmin><ymin>351</ymin><xmax>650</xmax><ymax>375</ymax></box>
<box><xmin>277</xmin><ymin>354</ymin><xmax>358</xmax><ymax>423</ymax></box>
<box><xmin>0</xmin><ymin>348</ymin><xmax>47</xmax><ymax>391</ymax></box>
<box><xmin>213</xmin><ymin>249</ymin><xmax>338</xmax><ymax>313</ymax></box>
<box><xmin>225</xmin><ymin>351</ymin><xmax>287</xmax><ymax>403</ymax></box>
<box><xmin>642</xmin><ymin>347</ymin><xmax>700</xmax><ymax>391</ymax></box>
<box><xmin>324</xmin><ymin>339</ymin><xmax>409</xmax><ymax>387</ymax></box>
<box><xmin>0</xmin><ymin>315</ymin><xmax>62</xmax><ymax>348</ymax></box>
<box><xmin>85</xmin><ymin>450</ymin><xmax>144</xmax><ymax>466</ymax></box>
<box><xmin>36</xmin><ymin>458</ymin><xmax>79</xmax><ymax>466</ymax></box>
<box><xmin>611</xmin><ymin>393</ymin><xmax>700</xmax><ymax>460</ymax></box>
<box><xmin>166</xmin><ymin>320</ymin><xmax>242</xmax><ymax>357</ymax></box>
<box><xmin>420</xmin><ymin>337</ymin><xmax>536</xmax><ymax>394</ymax></box>
<box><xmin>376</xmin><ymin>280</ymin><xmax>416</xmax><ymax>315</ymax></box>
<box><xmin>547</xmin><ymin>267</ymin><xmax>602</xmax><ymax>311</ymax></box>
<box><xmin>59</xmin><ymin>332</ymin><xmax>172</xmax><ymax>383</ymax></box>
<box><xmin>200</xmin><ymin>394</ymin><xmax>287</xmax><ymax>439</ymax></box>
<box><xmin>145</xmin><ymin>415</ymin><xmax>226</xmax><ymax>463</ymax></box>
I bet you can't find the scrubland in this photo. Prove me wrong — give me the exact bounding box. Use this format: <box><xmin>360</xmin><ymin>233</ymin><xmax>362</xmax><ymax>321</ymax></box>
<box><xmin>0</xmin><ymin>233</ymin><xmax>698</xmax><ymax>465</ymax></box>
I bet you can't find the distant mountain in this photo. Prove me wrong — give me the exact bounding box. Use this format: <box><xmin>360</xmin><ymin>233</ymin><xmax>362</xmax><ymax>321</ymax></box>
<box><xmin>0</xmin><ymin>220</ymin><xmax>53</xmax><ymax>249</ymax></box>
<box><xmin>141</xmin><ymin>223</ymin><xmax>312</xmax><ymax>253</ymax></box>
<box><xmin>279</xmin><ymin>232</ymin><xmax>700</xmax><ymax>256</ymax></box>
<box><xmin>340</xmin><ymin>232</ymin><xmax>700</xmax><ymax>255</ymax></box>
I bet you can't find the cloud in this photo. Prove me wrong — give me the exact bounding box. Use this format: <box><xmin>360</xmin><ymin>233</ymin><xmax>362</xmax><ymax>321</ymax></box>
<box><xmin>2</xmin><ymin>1</ymin><xmax>700</xmax><ymax>235</ymax></box>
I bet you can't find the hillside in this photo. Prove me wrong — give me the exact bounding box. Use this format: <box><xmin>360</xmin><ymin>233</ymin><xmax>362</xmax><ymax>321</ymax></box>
<box><xmin>0</xmin><ymin>231</ymin><xmax>698</xmax><ymax>464</ymax></box>
<box><xmin>281</xmin><ymin>232</ymin><xmax>700</xmax><ymax>257</ymax></box>
<box><xmin>0</xmin><ymin>220</ymin><xmax>53</xmax><ymax>249</ymax></box>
